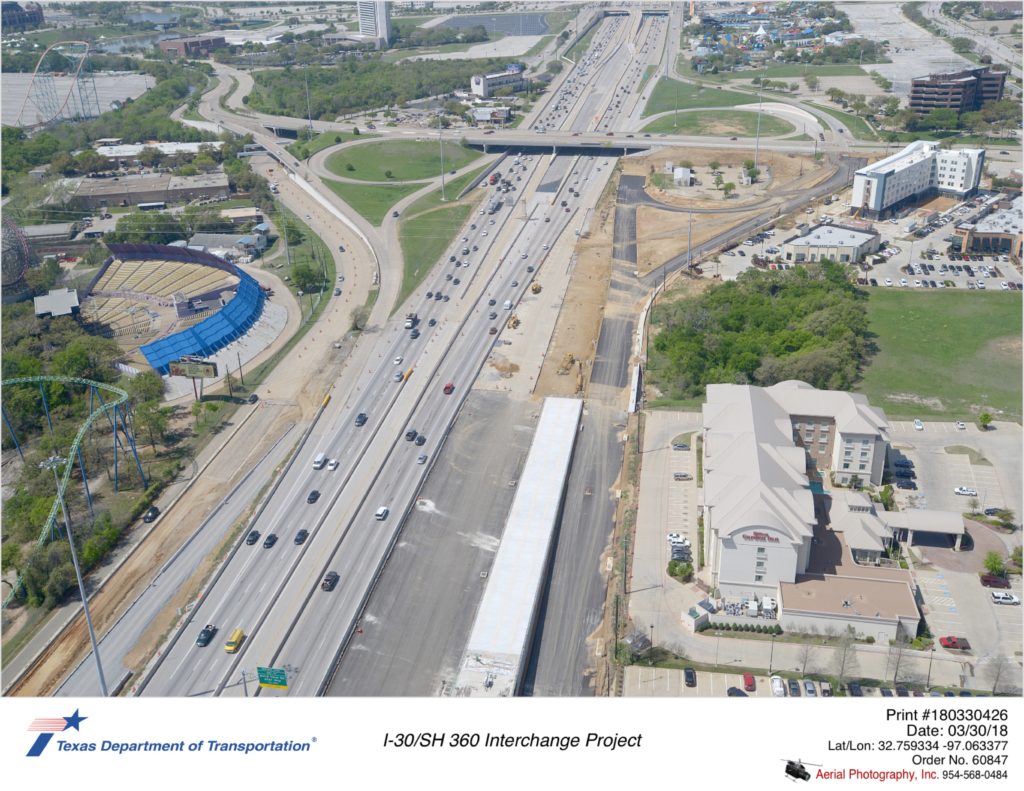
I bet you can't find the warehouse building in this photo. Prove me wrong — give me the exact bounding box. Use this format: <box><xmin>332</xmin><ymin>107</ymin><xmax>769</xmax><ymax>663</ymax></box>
<box><xmin>71</xmin><ymin>171</ymin><xmax>229</xmax><ymax>210</ymax></box>
<box><xmin>850</xmin><ymin>141</ymin><xmax>984</xmax><ymax>219</ymax></box>
<box><xmin>782</xmin><ymin>224</ymin><xmax>880</xmax><ymax>264</ymax></box>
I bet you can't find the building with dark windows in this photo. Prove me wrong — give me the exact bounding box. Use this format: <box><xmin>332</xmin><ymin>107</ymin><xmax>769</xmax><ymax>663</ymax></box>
<box><xmin>1</xmin><ymin>2</ymin><xmax>43</xmax><ymax>29</ymax></box>
<box><xmin>909</xmin><ymin>67</ymin><xmax>1007</xmax><ymax>114</ymax></box>
<box><xmin>157</xmin><ymin>36</ymin><xmax>227</xmax><ymax>59</ymax></box>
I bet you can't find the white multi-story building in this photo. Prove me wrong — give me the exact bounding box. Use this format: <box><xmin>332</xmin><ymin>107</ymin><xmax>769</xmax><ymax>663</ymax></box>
<box><xmin>850</xmin><ymin>140</ymin><xmax>984</xmax><ymax>219</ymax></box>
<box><xmin>471</xmin><ymin>69</ymin><xmax>524</xmax><ymax>98</ymax></box>
<box><xmin>357</xmin><ymin>0</ymin><xmax>391</xmax><ymax>47</ymax></box>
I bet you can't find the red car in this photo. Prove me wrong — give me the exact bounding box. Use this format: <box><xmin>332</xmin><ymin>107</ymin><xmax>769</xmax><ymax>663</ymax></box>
<box><xmin>443</xmin><ymin>382</ymin><xmax>455</xmax><ymax>395</ymax></box>
<box><xmin>939</xmin><ymin>636</ymin><xmax>971</xmax><ymax>651</ymax></box>
<box><xmin>981</xmin><ymin>574</ymin><xmax>1011</xmax><ymax>589</ymax></box>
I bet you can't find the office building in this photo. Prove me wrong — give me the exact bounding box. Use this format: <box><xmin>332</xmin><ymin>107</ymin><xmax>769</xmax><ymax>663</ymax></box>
<box><xmin>1</xmin><ymin>1</ymin><xmax>43</xmax><ymax>29</ymax></box>
<box><xmin>909</xmin><ymin>67</ymin><xmax>1006</xmax><ymax>114</ymax></box>
<box><xmin>357</xmin><ymin>1</ymin><xmax>391</xmax><ymax>47</ymax></box>
<box><xmin>851</xmin><ymin>141</ymin><xmax>984</xmax><ymax>219</ymax></box>
<box><xmin>157</xmin><ymin>36</ymin><xmax>227</xmax><ymax>59</ymax></box>
<box><xmin>471</xmin><ymin>69</ymin><xmax>525</xmax><ymax>99</ymax></box>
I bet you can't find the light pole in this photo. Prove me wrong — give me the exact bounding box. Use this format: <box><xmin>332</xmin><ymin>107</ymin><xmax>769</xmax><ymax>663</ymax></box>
<box><xmin>41</xmin><ymin>455</ymin><xmax>108</xmax><ymax>696</ymax></box>
<box><xmin>753</xmin><ymin>67</ymin><xmax>766</xmax><ymax>176</ymax></box>
<box><xmin>926</xmin><ymin>647</ymin><xmax>935</xmax><ymax>689</ymax></box>
<box><xmin>439</xmin><ymin>125</ymin><xmax>446</xmax><ymax>202</ymax></box>
<box><xmin>768</xmin><ymin>631</ymin><xmax>776</xmax><ymax>674</ymax></box>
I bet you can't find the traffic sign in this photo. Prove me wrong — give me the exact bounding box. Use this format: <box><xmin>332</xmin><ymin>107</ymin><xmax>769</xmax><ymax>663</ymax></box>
<box><xmin>256</xmin><ymin>666</ymin><xmax>288</xmax><ymax>689</ymax></box>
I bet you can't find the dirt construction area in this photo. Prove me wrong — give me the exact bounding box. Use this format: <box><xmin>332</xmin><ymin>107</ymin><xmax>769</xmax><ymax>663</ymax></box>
<box><xmin>623</xmin><ymin>148</ymin><xmax>833</xmax><ymax>275</ymax></box>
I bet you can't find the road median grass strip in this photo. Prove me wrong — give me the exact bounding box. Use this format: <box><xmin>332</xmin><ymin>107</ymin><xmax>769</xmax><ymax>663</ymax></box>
<box><xmin>324</xmin><ymin>139</ymin><xmax>481</xmax><ymax>182</ymax></box>
<box><xmin>323</xmin><ymin>179</ymin><xmax>423</xmax><ymax>226</ymax></box>
<box><xmin>642</xmin><ymin>77</ymin><xmax>759</xmax><ymax>116</ymax></box>
<box><xmin>642</xmin><ymin>109</ymin><xmax>794</xmax><ymax>137</ymax></box>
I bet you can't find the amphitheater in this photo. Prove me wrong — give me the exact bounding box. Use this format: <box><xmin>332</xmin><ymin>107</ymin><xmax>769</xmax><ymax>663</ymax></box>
<box><xmin>83</xmin><ymin>243</ymin><xmax>275</xmax><ymax>381</ymax></box>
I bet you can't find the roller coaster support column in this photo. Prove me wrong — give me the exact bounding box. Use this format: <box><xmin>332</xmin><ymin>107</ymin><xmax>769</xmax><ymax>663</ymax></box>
<box><xmin>2</xmin><ymin>405</ymin><xmax>24</xmax><ymax>461</ymax></box>
<box><xmin>42</xmin><ymin>455</ymin><xmax>108</xmax><ymax>696</ymax></box>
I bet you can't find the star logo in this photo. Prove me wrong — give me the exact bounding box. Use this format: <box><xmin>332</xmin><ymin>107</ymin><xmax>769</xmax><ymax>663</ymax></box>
<box><xmin>26</xmin><ymin>709</ymin><xmax>87</xmax><ymax>757</ymax></box>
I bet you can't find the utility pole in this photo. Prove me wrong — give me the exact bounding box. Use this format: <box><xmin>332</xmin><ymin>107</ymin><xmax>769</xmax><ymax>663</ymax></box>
<box><xmin>754</xmin><ymin>67</ymin><xmax>765</xmax><ymax>175</ymax></box>
<box><xmin>439</xmin><ymin>126</ymin><xmax>446</xmax><ymax>202</ymax></box>
<box><xmin>687</xmin><ymin>211</ymin><xmax>693</xmax><ymax>269</ymax></box>
<box><xmin>303</xmin><ymin>66</ymin><xmax>314</xmax><ymax>136</ymax></box>
<box><xmin>42</xmin><ymin>455</ymin><xmax>108</xmax><ymax>697</ymax></box>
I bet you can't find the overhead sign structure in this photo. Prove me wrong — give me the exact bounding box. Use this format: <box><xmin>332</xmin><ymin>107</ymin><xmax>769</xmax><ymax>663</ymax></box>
<box><xmin>169</xmin><ymin>360</ymin><xmax>218</xmax><ymax>378</ymax></box>
<box><xmin>256</xmin><ymin>666</ymin><xmax>288</xmax><ymax>689</ymax></box>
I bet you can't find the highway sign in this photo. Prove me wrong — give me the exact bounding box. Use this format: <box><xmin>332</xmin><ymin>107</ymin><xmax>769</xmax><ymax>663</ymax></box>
<box><xmin>256</xmin><ymin>666</ymin><xmax>288</xmax><ymax>689</ymax></box>
<box><xmin>169</xmin><ymin>360</ymin><xmax>218</xmax><ymax>378</ymax></box>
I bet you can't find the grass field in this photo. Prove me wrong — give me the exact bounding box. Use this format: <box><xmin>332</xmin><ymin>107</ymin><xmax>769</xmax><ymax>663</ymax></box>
<box><xmin>808</xmin><ymin>103</ymin><xmax>879</xmax><ymax>140</ymax></box>
<box><xmin>642</xmin><ymin>109</ymin><xmax>794</xmax><ymax>137</ymax></box>
<box><xmin>287</xmin><ymin>131</ymin><xmax>369</xmax><ymax>159</ymax></box>
<box><xmin>323</xmin><ymin>180</ymin><xmax>423</xmax><ymax>226</ymax></box>
<box><xmin>324</xmin><ymin>139</ymin><xmax>482</xmax><ymax>182</ymax></box>
<box><xmin>397</xmin><ymin>203</ymin><xmax>473</xmax><ymax>309</ymax></box>
<box><xmin>857</xmin><ymin>291</ymin><xmax>1022</xmax><ymax>421</ymax></box>
<box><xmin>407</xmin><ymin>164</ymin><xmax>490</xmax><ymax>213</ymax></box>
<box><xmin>642</xmin><ymin>78</ymin><xmax>756</xmax><ymax>117</ymax></box>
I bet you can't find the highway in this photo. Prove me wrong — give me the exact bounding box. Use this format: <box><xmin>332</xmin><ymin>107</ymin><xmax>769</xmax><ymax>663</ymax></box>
<box><xmin>137</xmin><ymin>10</ymin><xmax>662</xmax><ymax>697</ymax></box>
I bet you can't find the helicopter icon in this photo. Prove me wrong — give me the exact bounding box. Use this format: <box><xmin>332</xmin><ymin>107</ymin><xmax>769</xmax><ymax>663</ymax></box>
<box><xmin>782</xmin><ymin>758</ymin><xmax>822</xmax><ymax>781</ymax></box>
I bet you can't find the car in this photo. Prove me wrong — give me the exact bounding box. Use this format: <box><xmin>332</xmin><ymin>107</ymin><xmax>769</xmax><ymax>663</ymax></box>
<box><xmin>939</xmin><ymin>636</ymin><xmax>971</xmax><ymax>650</ymax></box>
<box><xmin>953</xmin><ymin>486</ymin><xmax>978</xmax><ymax>496</ymax></box>
<box><xmin>913</xmin><ymin>419</ymin><xmax>924</xmax><ymax>431</ymax></box>
<box><xmin>991</xmin><ymin>591</ymin><xmax>1020</xmax><ymax>605</ymax></box>
<box><xmin>405</xmin><ymin>429</ymin><xmax>417</xmax><ymax>442</ymax></box>
<box><xmin>247</xmin><ymin>393</ymin><xmax>259</xmax><ymax>404</ymax></box>
<box><xmin>489</xmin><ymin>327</ymin><xmax>498</xmax><ymax>335</ymax></box>
<box><xmin>672</xmin><ymin>442</ymin><xmax>690</xmax><ymax>451</ymax></box>
<box><xmin>729</xmin><ymin>136</ymin><xmax>737</xmax><ymax>140</ymax></box>
<box><xmin>392</xmin><ymin>210</ymin><xmax>399</xmax><ymax>218</ymax></box>
<box><xmin>428</xmin><ymin>318</ymin><xmax>436</xmax><ymax>327</ymax></box>
<box><xmin>355</xmin><ymin>412</ymin><xmax>368</xmax><ymax>427</ymax></box>
<box><xmin>434</xmin><ymin>292</ymin><xmax>443</xmax><ymax>301</ymax></box>
<box><xmin>196</xmin><ymin>624</ymin><xmax>218</xmax><ymax>647</ymax></box>
<box><xmin>869</xmin><ymin>278</ymin><xmax>878</xmax><ymax>287</ymax></box>
<box><xmin>443</xmin><ymin>382</ymin><xmax>455</xmax><ymax>395</ymax></box>
<box><xmin>488</xmin><ymin>299</ymin><xmax>496</xmax><ymax>306</ymax></box>
<box><xmin>802</xmin><ymin>679</ymin><xmax>817</xmax><ymax>697</ymax></box>
<box><xmin>143</xmin><ymin>506</ymin><xmax>160</xmax><ymax>523</ymax></box>
<box><xmin>263</xmin><ymin>533</ymin><xmax>278</xmax><ymax>549</ymax></box>
<box><xmin>894</xmin><ymin>469</ymin><xmax>915</xmax><ymax>479</ymax></box>
<box><xmin>880</xmin><ymin>687</ymin><xmax>893</xmax><ymax>697</ymax></box>
<box><xmin>984</xmin><ymin>506</ymin><xmax>1004</xmax><ymax>516</ymax></box>
<box><xmin>899</xmin><ymin>278</ymin><xmax>908</xmax><ymax>287</ymax></box>
<box><xmin>321</xmin><ymin>571</ymin><xmax>340</xmax><ymax>591</ymax></box>
<box><xmin>954</xmin><ymin>420</ymin><xmax>967</xmax><ymax>430</ymax></box>
<box><xmin>441</xmin><ymin>296</ymin><xmax>449</xmax><ymax>303</ymax></box>
<box><xmin>787</xmin><ymin>678</ymin><xmax>801</xmax><ymax>697</ymax></box>
<box><xmin>673</xmin><ymin>472</ymin><xmax>693</xmax><ymax>481</ymax></box>
<box><xmin>684</xmin><ymin>668</ymin><xmax>697</xmax><ymax>687</ymax></box>
<box><xmin>667</xmin><ymin>532</ymin><xmax>683</xmax><ymax>543</ymax></box>
<box><xmin>327</xmin><ymin>459</ymin><xmax>339</xmax><ymax>471</ymax></box>
<box><xmin>453</xmin><ymin>278</ymin><xmax>461</xmax><ymax>285</ymax></box>
<box><xmin>334</xmin><ymin>287</ymin><xmax>341</xmax><ymax>296</ymax></box>
<box><xmin>417</xmin><ymin>453</ymin><xmax>428</xmax><ymax>465</ymax></box>
<box><xmin>893</xmin><ymin>458</ymin><xmax>913</xmax><ymax>468</ymax></box>
<box><xmin>848</xmin><ymin>682</ymin><xmax>863</xmax><ymax>697</ymax></box>
<box><xmin>306</xmin><ymin>490</ymin><xmax>320</xmax><ymax>504</ymax></box>
<box><xmin>726</xmin><ymin>687</ymin><xmax>748</xmax><ymax>697</ymax></box>
<box><xmin>1001</xmin><ymin>281</ymin><xmax>1010</xmax><ymax>290</ymax></box>
<box><xmin>771</xmin><ymin>675</ymin><xmax>786</xmax><ymax>697</ymax></box>
<box><xmin>895</xmin><ymin>479</ymin><xmax>917</xmax><ymax>490</ymax></box>
<box><xmin>294</xmin><ymin>529</ymin><xmax>309</xmax><ymax>545</ymax></box>
<box><xmin>820</xmin><ymin>681</ymin><xmax>832</xmax><ymax>697</ymax></box>
<box><xmin>511</xmin><ymin>280</ymin><xmax>519</xmax><ymax>288</ymax></box>
<box><xmin>913</xmin><ymin>279</ymin><xmax>922</xmax><ymax>287</ymax></box>
<box><xmin>245</xmin><ymin>530</ymin><xmax>260</xmax><ymax>545</ymax></box>
<box><xmin>896</xmin><ymin>686</ymin><xmax>909</xmax><ymax>697</ymax></box>
<box><xmin>415</xmin><ymin>435</ymin><xmax>426</xmax><ymax>446</ymax></box>
<box><xmin>981</xmin><ymin>574</ymin><xmax>1011</xmax><ymax>589</ymax></box>
<box><xmin>743</xmin><ymin>673</ymin><xmax>756</xmax><ymax>692</ymax></box>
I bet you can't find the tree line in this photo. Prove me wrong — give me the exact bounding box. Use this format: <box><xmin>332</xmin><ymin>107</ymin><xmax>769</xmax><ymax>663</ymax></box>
<box><xmin>647</xmin><ymin>263</ymin><xmax>873</xmax><ymax>400</ymax></box>
<box><xmin>246</xmin><ymin>57</ymin><xmax>511</xmax><ymax>120</ymax></box>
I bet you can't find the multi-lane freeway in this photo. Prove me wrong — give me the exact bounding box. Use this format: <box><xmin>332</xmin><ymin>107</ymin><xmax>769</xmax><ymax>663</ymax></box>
<box><xmin>133</xmin><ymin>9</ymin><xmax>669</xmax><ymax>698</ymax></box>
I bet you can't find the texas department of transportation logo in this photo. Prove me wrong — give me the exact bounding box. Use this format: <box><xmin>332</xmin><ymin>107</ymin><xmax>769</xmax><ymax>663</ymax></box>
<box><xmin>26</xmin><ymin>709</ymin><xmax>87</xmax><ymax>757</ymax></box>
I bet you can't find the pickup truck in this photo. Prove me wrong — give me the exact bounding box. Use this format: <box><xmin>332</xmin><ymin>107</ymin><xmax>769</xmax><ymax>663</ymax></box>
<box><xmin>939</xmin><ymin>636</ymin><xmax>971</xmax><ymax>651</ymax></box>
<box><xmin>196</xmin><ymin>624</ymin><xmax>217</xmax><ymax>647</ymax></box>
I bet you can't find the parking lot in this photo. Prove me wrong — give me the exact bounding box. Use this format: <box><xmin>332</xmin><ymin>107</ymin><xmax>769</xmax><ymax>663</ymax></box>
<box><xmin>624</xmin><ymin>667</ymin><xmax>778</xmax><ymax>697</ymax></box>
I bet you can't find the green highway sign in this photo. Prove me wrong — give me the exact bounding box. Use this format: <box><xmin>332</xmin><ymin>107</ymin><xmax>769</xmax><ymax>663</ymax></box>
<box><xmin>257</xmin><ymin>666</ymin><xmax>288</xmax><ymax>689</ymax></box>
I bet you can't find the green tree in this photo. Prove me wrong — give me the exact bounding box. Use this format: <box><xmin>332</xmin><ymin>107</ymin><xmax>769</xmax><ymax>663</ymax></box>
<box><xmin>191</xmin><ymin>400</ymin><xmax>204</xmax><ymax>427</ymax></box>
<box><xmin>993</xmin><ymin>509</ymin><xmax>1015</xmax><ymax>528</ymax></box>
<box><xmin>804</xmin><ymin>74</ymin><xmax>819</xmax><ymax>91</ymax></box>
<box><xmin>722</xmin><ymin>182</ymin><xmax>736</xmax><ymax>197</ymax></box>
<box><xmin>135</xmin><ymin>401</ymin><xmax>170</xmax><ymax>449</ymax></box>
<box><xmin>949</xmin><ymin>36</ymin><xmax>975</xmax><ymax>54</ymax></box>
<box><xmin>978</xmin><ymin>412</ymin><xmax>993</xmax><ymax>430</ymax></box>
<box><xmin>291</xmin><ymin>263</ymin><xmax>321</xmax><ymax>293</ymax></box>
<box><xmin>1</xmin><ymin>542</ymin><xmax>23</xmax><ymax>577</ymax></box>
<box><xmin>983</xmin><ymin>551</ymin><xmax>1006</xmax><ymax>577</ymax></box>
<box><xmin>351</xmin><ymin>304</ymin><xmax>370</xmax><ymax>331</ymax></box>
<box><xmin>708</xmin><ymin>160</ymin><xmax>721</xmax><ymax>172</ymax></box>
<box><xmin>127</xmin><ymin>371</ymin><xmax>166</xmax><ymax>406</ymax></box>
<box><xmin>108</xmin><ymin>211</ymin><xmax>186</xmax><ymax>245</ymax></box>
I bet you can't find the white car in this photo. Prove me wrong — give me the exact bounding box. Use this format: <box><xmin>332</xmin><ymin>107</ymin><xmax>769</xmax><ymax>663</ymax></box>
<box><xmin>884</xmin><ymin>278</ymin><xmax>893</xmax><ymax>287</ymax></box>
<box><xmin>899</xmin><ymin>278</ymin><xmax>908</xmax><ymax>287</ymax></box>
<box><xmin>913</xmin><ymin>419</ymin><xmax>924</xmax><ymax>431</ymax></box>
<box><xmin>953</xmin><ymin>486</ymin><xmax>978</xmax><ymax>496</ymax></box>
<box><xmin>913</xmin><ymin>279</ymin><xmax>922</xmax><ymax>287</ymax></box>
<box><xmin>991</xmin><ymin>591</ymin><xmax>1020</xmax><ymax>605</ymax></box>
<box><xmin>667</xmin><ymin>532</ymin><xmax>682</xmax><ymax>543</ymax></box>
<box><xmin>1001</xmin><ymin>282</ymin><xmax>1009</xmax><ymax>290</ymax></box>
<box><xmin>954</xmin><ymin>421</ymin><xmax>966</xmax><ymax>430</ymax></box>
<box><xmin>771</xmin><ymin>675</ymin><xmax>786</xmax><ymax>697</ymax></box>
<box><xmin>327</xmin><ymin>459</ymin><xmax>339</xmax><ymax>471</ymax></box>
<box><xmin>542</xmin><ymin>244</ymin><xmax>549</xmax><ymax>250</ymax></box>
<box><xmin>393</xmin><ymin>356</ymin><xmax>403</xmax><ymax>365</ymax></box>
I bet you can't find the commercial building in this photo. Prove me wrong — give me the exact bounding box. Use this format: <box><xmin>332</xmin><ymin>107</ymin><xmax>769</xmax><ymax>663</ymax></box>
<box><xmin>909</xmin><ymin>67</ymin><xmax>1006</xmax><ymax>115</ymax></box>
<box><xmin>93</xmin><ymin>141</ymin><xmax>224</xmax><ymax>166</ymax></box>
<box><xmin>157</xmin><ymin>36</ymin><xmax>227</xmax><ymax>59</ymax></box>
<box><xmin>471</xmin><ymin>68</ymin><xmax>525</xmax><ymax>99</ymax></box>
<box><xmin>953</xmin><ymin>195</ymin><xmax>1023</xmax><ymax>262</ymax></box>
<box><xmin>356</xmin><ymin>0</ymin><xmax>391</xmax><ymax>47</ymax></box>
<box><xmin>1</xmin><ymin>2</ymin><xmax>43</xmax><ymax>29</ymax></box>
<box><xmin>471</xmin><ymin>106</ymin><xmax>511</xmax><ymax>124</ymax></box>
<box><xmin>781</xmin><ymin>224</ymin><xmax>880</xmax><ymax>264</ymax></box>
<box><xmin>70</xmin><ymin>171</ymin><xmax>229</xmax><ymax>210</ymax></box>
<box><xmin>33</xmin><ymin>288</ymin><xmax>79</xmax><ymax>318</ymax></box>
<box><xmin>189</xmin><ymin>227</ymin><xmax>268</xmax><ymax>258</ymax></box>
<box><xmin>850</xmin><ymin>141</ymin><xmax>984</xmax><ymax>219</ymax></box>
<box><xmin>21</xmin><ymin>222</ymin><xmax>75</xmax><ymax>249</ymax></box>
<box><xmin>699</xmin><ymin>382</ymin><xmax>948</xmax><ymax>641</ymax></box>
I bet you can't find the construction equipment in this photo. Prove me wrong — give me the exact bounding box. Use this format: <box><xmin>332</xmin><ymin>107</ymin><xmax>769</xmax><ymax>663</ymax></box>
<box><xmin>530</xmin><ymin>282</ymin><xmax>542</xmax><ymax>294</ymax></box>
<box><xmin>507</xmin><ymin>314</ymin><xmax>520</xmax><ymax>330</ymax></box>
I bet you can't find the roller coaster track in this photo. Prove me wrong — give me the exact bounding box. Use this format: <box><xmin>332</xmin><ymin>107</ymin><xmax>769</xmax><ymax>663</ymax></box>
<box><xmin>1</xmin><ymin>376</ymin><xmax>130</xmax><ymax>607</ymax></box>
<box><xmin>15</xmin><ymin>40</ymin><xmax>93</xmax><ymax>128</ymax></box>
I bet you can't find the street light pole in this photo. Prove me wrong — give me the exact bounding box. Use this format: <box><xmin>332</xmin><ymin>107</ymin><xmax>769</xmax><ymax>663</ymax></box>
<box><xmin>439</xmin><ymin>126</ymin><xmax>446</xmax><ymax>202</ymax></box>
<box><xmin>926</xmin><ymin>648</ymin><xmax>935</xmax><ymax>689</ymax></box>
<box><xmin>42</xmin><ymin>455</ymin><xmax>108</xmax><ymax>696</ymax></box>
<box><xmin>769</xmin><ymin>632</ymin><xmax>776</xmax><ymax>674</ymax></box>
